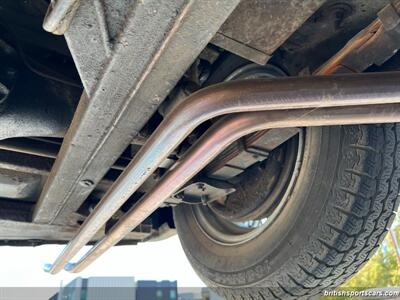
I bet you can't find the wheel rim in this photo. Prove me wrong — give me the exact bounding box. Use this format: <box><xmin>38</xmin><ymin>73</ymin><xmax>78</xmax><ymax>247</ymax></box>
<box><xmin>191</xmin><ymin>63</ymin><xmax>304</xmax><ymax>245</ymax></box>
<box><xmin>192</xmin><ymin>130</ymin><xmax>305</xmax><ymax>246</ymax></box>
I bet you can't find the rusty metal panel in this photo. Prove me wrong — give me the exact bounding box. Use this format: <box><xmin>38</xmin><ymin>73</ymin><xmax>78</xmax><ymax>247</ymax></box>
<box><xmin>316</xmin><ymin>1</ymin><xmax>400</xmax><ymax>75</ymax></box>
<box><xmin>0</xmin><ymin>219</ymin><xmax>149</xmax><ymax>242</ymax></box>
<box><xmin>212</xmin><ymin>0</ymin><xmax>326</xmax><ymax>64</ymax></box>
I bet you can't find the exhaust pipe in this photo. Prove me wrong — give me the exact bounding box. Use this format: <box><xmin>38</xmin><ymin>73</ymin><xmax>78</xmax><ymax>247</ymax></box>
<box><xmin>66</xmin><ymin>103</ymin><xmax>400</xmax><ymax>272</ymax></box>
<box><xmin>45</xmin><ymin>72</ymin><xmax>400</xmax><ymax>274</ymax></box>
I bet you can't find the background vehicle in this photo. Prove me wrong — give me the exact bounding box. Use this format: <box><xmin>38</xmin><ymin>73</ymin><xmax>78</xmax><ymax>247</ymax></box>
<box><xmin>1</xmin><ymin>0</ymin><xmax>400</xmax><ymax>298</ymax></box>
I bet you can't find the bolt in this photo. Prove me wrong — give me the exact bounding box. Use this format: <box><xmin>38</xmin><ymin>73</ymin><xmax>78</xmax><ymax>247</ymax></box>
<box><xmin>197</xmin><ymin>183</ymin><xmax>206</xmax><ymax>192</ymax></box>
<box><xmin>80</xmin><ymin>179</ymin><xmax>94</xmax><ymax>187</ymax></box>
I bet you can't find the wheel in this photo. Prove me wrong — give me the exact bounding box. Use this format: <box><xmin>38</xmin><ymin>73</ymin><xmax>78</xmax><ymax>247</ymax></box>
<box><xmin>173</xmin><ymin>124</ymin><xmax>400</xmax><ymax>299</ymax></box>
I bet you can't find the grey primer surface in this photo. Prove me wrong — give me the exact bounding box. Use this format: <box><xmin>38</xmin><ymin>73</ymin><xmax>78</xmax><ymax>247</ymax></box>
<box><xmin>33</xmin><ymin>0</ymin><xmax>241</xmax><ymax>225</ymax></box>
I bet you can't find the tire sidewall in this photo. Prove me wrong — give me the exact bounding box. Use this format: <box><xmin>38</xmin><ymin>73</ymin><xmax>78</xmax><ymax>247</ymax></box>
<box><xmin>174</xmin><ymin>126</ymin><xmax>343</xmax><ymax>287</ymax></box>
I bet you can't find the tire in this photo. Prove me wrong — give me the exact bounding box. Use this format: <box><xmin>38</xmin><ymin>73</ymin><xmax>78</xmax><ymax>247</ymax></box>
<box><xmin>173</xmin><ymin>124</ymin><xmax>400</xmax><ymax>299</ymax></box>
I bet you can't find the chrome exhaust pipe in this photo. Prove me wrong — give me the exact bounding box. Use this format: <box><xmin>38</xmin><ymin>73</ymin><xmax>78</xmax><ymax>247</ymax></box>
<box><xmin>46</xmin><ymin>72</ymin><xmax>400</xmax><ymax>274</ymax></box>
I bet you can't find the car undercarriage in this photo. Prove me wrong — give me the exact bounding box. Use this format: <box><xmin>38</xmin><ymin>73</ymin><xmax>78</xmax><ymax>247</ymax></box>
<box><xmin>2</xmin><ymin>0</ymin><xmax>400</xmax><ymax>298</ymax></box>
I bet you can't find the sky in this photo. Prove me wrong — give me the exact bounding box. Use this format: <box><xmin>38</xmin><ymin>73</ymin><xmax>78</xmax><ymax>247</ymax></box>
<box><xmin>0</xmin><ymin>235</ymin><xmax>205</xmax><ymax>298</ymax></box>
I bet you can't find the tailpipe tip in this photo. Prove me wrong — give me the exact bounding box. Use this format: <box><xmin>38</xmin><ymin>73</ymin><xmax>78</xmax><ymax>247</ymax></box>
<box><xmin>64</xmin><ymin>263</ymin><xmax>76</xmax><ymax>272</ymax></box>
<box><xmin>43</xmin><ymin>263</ymin><xmax>53</xmax><ymax>273</ymax></box>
